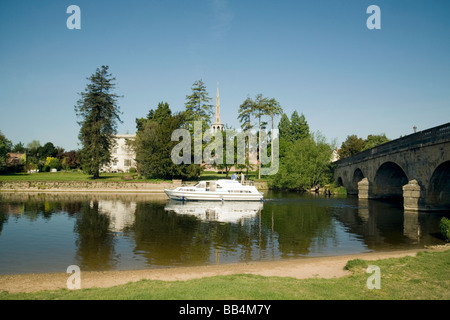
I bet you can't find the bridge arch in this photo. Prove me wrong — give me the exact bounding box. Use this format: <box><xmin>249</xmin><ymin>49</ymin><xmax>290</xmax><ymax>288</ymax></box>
<box><xmin>351</xmin><ymin>168</ymin><xmax>364</xmax><ymax>194</ymax></box>
<box><xmin>428</xmin><ymin>161</ymin><xmax>450</xmax><ymax>209</ymax></box>
<box><xmin>373</xmin><ymin>161</ymin><xmax>408</xmax><ymax>199</ymax></box>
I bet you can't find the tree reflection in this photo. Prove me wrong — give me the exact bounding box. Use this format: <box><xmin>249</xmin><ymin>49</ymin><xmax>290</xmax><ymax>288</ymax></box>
<box><xmin>73</xmin><ymin>201</ymin><xmax>116</xmax><ymax>271</ymax></box>
<box><xmin>260</xmin><ymin>196</ymin><xmax>335</xmax><ymax>256</ymax></box>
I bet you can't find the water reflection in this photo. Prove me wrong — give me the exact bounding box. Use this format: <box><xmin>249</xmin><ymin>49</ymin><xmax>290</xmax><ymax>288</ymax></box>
<box><xmin>0</xmin><ymin>192</ymin><xmax>448</xmax><ymax>274</ymax></box>
<box><xmin>164</xmin><ymin>200</ymin><xmax>263</xmax><ymax>223</ymax></box>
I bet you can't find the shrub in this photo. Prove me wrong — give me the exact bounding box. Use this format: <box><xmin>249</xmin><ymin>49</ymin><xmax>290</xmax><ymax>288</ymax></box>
<box><xmin>439</xmin><ymin>217</ymin><xmax>450</xmax><ymax>242</ymax></box>
<box><xmin>344</xmin><ymin>259</ymin><xmax>369</xmax><ymax>271</ymax></box>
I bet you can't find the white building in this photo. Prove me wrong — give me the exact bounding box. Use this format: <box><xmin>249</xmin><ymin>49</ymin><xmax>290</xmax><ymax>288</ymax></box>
<box><xmin>101</xmin><ymin>134</ymin><xmax>137</xmax><ymax>173</ymax></box>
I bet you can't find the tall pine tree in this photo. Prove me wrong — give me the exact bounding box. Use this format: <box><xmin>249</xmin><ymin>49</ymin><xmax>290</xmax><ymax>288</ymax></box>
<box><xmin>184</xmin><ymin>79</ymin><xmax>213</xmax><ymax>133</ymax></box>
<box><xmin>75</xmin><ymin>65</ymin><xmax>122</xmax><ymax>178</ymax></box>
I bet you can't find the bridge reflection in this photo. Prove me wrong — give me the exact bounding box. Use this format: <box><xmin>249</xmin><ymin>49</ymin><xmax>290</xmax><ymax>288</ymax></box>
<box><xmin>334</xmin><ymin>198</ymin><xmax>447</xmax><ymax>250</ymax></box>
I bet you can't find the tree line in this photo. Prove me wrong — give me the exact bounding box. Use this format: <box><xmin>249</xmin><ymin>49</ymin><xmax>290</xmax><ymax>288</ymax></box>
<box><xmin>0</xmin><ymin>131</ymin><xmax>80</xmax><ymax>173</ymax></box>
<box><xmin>1</xmin><ymin>65</ymin><xmax>391</xmax><ymax>192</ymax></box>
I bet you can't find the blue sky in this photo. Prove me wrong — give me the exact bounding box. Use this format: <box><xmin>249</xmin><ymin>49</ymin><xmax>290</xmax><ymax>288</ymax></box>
<box><xmin>1</xmin><ymin>0</ymin><xmax>449</xmax><ymax>151</ymax></box>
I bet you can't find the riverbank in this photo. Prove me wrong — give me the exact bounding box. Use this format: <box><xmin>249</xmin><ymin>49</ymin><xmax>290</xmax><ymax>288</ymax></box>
<box><xmin>0</xmin><ymin>175</ymin><xmax>269</xmax><ymax>193</ymax></box>
<box><xmin>1</xmin><ymin>246</ymin><xmax>448</xmax><ymax>295</ymax></box>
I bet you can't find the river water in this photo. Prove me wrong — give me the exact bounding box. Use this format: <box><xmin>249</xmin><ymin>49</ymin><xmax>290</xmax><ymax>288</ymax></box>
<box><xmin>0</xmin><ymin>191</ymin><xmax>448</xmax><ymax>275</ymax></box>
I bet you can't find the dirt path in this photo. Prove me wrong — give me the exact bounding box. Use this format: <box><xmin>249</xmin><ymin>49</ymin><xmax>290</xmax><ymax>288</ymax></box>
<box><xmin>2</xmin><ymin>248</ymin><xmax>443</xmax><ymax>294</ymax></box>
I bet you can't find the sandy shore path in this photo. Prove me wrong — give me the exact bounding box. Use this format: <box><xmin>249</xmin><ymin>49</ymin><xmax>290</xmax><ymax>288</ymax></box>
<box><xmin>1</xmin><ymin>248</ymin><xmax>439</xmax><ymax>294</ymax></box>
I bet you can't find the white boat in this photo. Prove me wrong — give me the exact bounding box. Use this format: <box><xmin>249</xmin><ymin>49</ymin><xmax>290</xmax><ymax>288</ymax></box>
<box><xmin>164</xmin><ymin>179</ymin><xmax>264</xmax><ymax>201</ymax></box>
<box><xmin>164</xmin><ymin>200</ymin><xmax>263</xmax><ymax>223</ymax></box>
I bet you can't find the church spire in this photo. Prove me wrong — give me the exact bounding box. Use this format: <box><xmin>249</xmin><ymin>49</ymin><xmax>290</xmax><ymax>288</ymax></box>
<box><xmin>215</xmin><ymin>86</ymin><xmax>221</xmax><ymax>123</ymax></box>
<box><xmin>212</xmin><ymin>83</ymin><xmax>224</xmax><ymax>133</ymax></box>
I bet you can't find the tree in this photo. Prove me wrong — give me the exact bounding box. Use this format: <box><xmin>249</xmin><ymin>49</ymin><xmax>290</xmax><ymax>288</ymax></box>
<box><xmin>0</xmin><ymin>131</ymin><xmax>12</xmax><ymax>169</ymax></box>
<box><xmin>363</xmin><ymin>134</ymin><xmax>390</xmax><ymax>150</ymax></box>
<box><xmin>12</xmin><ymin>142</ymin><xmax>25</xmax><ymax>153</ymax></box>
<box><xmin>290</xmin><ymin>111</ymin><xmax>309</xmax><ymax>142</ymax></box>
<box><xmin>184</xmin><ymin>79</ymin><xmax>213</xmax><ymax>133</ymax></box>
<box><xmin>61</xmin><ymin>150</ymin><xmax>80</xmax><ymax>170</ymax></box>
<box><xmin>338</xmin><ymin>133</ymin><xmax>390</xmax><ymax>159</ymax></box>
<box><xmin>237</xmin><ymin>97</ymin><xmax>254</xmax><ymax>131</ymax></box>
<box><xmin>136</xmin><ymin>102</ymin><xmax>172</xmax><ymax>132</ymax></box>
<box><xmin>277</xmin><ymin>113</ymin><xmax>291</xmax><ymax>159</ymax></box>
<box><xmin>271</xmin><ymin>133</ymin><xmax>333</xmax><ymax>190</ymax></box>
<box><xmin>74</xmin><ymin>65</ymin><xmax>122</xmax><ymax>178</ymax></box>
<box><xmin>338</xmin><ymin>135</ymin><xmax>366</xmax><ymax>159</ymax></box>
<box><xmin>26</xmin><ymin>140</ymin><xmax>41</xmax><ymax>155</ymax></box>
<box><xmin>212</xmin><ymin>126</ymin><xmax>238</xmax><ymax>178</ymax></box>
<box><xmin>237</xmin><ymin>94</ymin><xmax>283</xmax><ymax>179</ymax></box>
<box><xmin>277</xmin><ymin>111</ymin><xmax>309</xmax><ymax>160</ymax></box>
<box><xmin>151</xmin><ymin>101</ymin><xmax>172</xmax><ymax>123</ymax></box>
<box><xmin>133</xmin><ymin>102</ymin><xmax>202</xmax><ymax>180</ymax></box>
<box><xmin>38</xmin><ymin>142</ymin><xmax>58</xmax><ymax>159</ymax></box>
<box><xmin>262</xmin><ymin>98</ymin><xmax>283</xmax><ymax>164</ymax></box>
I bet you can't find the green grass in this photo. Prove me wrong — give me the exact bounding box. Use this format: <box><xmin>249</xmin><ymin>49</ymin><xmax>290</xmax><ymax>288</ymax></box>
<box><xmin>1</xmin><ymin>249</ymin><xmax>449</xmax><ymax>300</ymax></box>
<box><xmin>0</xmin><ymin>171</ymin><xmax>260</xmax><ymax>183</ymax></box>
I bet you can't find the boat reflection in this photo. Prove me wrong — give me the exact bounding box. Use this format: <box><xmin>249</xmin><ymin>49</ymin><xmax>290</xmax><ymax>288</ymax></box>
<box><xmin>164</xmin><ymin>200</ymin><xmax>264</xmax><ymax>223</ymax></box>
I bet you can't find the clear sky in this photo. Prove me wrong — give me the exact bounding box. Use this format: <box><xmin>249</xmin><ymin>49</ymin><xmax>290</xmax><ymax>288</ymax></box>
<box><xmin>1</xmin><ymin>0</ymin><xmax>449</xmax><ymax>151</ymax></box>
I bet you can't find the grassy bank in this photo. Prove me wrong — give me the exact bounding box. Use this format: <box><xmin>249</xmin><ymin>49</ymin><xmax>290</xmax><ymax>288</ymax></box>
<box><xmin>1</xmin><ymin>249</ymin><xmax>449</xmax><ymax>300</ymax></box>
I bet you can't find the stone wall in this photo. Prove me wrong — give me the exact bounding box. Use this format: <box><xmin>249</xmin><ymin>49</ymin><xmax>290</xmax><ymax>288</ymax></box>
<box><xmin>0</xmin><ymin>180</ymin><xmax>176</xmax><ymax>193</ymax></box>
<box><xmin>0</xmin><ymin>180</ymin><xmax>269</xmax><ymax>193</ymax></box>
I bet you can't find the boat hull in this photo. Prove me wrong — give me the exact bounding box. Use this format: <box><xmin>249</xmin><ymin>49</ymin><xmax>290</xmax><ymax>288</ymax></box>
<box><xmin>164</xmin><ymin>189</ymin><xmax>263</xmax><ymax>201</ymax></box>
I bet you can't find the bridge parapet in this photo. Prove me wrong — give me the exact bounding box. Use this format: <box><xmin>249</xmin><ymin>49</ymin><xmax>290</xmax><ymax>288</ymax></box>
<box><xmin>335</xmin><ymin>122</ymin><xmax>450</xmax><ymax>166</ymax></box>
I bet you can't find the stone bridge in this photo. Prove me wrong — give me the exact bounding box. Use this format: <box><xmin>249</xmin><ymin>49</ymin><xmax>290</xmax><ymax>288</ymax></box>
<box><xmin>334</xmin><ymin>122</ymin><xmax>450</xmax><ymax>211</ymax></box>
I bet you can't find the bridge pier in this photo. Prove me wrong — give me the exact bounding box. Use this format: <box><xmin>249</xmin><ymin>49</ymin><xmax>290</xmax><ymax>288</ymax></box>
<box><xmin>402</xmin><ymin>180</ymin><xmax>423</xmax><ymax>211</ymax></box>
<box><xmin>357</xmin><ymin>178</ymin><xmax>371</xmax><ymax>199</ymax></box>
<box><xmin>357</xmin><ymin>177</ymin><xmax>425</xmax><ymax>211</ymax></box>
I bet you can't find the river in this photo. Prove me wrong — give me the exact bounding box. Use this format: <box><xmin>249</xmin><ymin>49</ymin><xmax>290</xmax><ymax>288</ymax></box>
<box><xmin>0</xmin><ymin>191</ymin><xmax>448</xmax><ymax>274</ymax></box>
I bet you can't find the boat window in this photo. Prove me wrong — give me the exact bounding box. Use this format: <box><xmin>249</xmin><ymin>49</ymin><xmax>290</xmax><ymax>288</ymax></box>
<box><xmin>196</xmin><ymin>182</ymin><xmax>205</xmax><ymax>188</ymax></box>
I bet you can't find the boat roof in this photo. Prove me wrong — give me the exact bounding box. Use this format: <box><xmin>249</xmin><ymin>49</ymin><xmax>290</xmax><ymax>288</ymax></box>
<box><xmin>196</xmin><ymin>179</ymin><xmax>243</xmax><ymax>185</ymax></box>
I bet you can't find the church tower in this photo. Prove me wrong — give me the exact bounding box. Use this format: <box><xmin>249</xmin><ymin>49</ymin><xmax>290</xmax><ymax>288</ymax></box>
<box><xmin>211</xmin><ymin>85</ymin><xmax>224</xmax><ymax>133</ymax></box>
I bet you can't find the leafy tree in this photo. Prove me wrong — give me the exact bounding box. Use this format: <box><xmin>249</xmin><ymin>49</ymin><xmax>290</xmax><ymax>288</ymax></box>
<box><xmin>363</xmin><ymin>134</ymin><xmax>390</xmax><ymax>150</ymax></box>
<box><xmin>26</xmin><ymin>140</ymin><xmax>41</xmax><ymax>155</ymax></box>
<box><xmin>338</xmin><ymin>135</ymin><xmax>366</xmax><ymax>159</ymax></box>
<box><xmin>338</xmin><ymin>133</ymin><xmax>390</xmax><ymax>158</ymax></box>
<box><xmin>43</xmin><ymin>157</ymin><xmax>61</xmax><ymax>171</ymax></box>
<box><xmin>136</xmin><ymin>102</ymin><xmax>172</xmax><ymax>132</ymax></box>
<box><xmin>184</xmin><ymin>79</ymin><xmax>213</xmax><ymax>133</ymax></box>
<box><xmin>0</xmin><ymin>131</ymin><xmax>12</xmax><ymax>168</ymax></box>
<box><xmin>74</xmin><ymin>65</ymin><xmax>122</xmax><ymax>178</ymax></box>
<box><xmin>133</xmin><ymin>103</ymin><xmax>202</xmax><ymax>180</ymax></box>
<box><xmin>38</xmin><ymin>142</ymin><xmax>58</xmax><ymax>159</ymax></box>
<box><xmin>61</xmin><ymin>150</ymin><xmax>80</xmax><ymax>170</ymax></box>
<box><xmin>12</xmin><ymin>142</ymin><xmax>25</xmax><ymax>153</ymax></box>
<box><xmin>271</xmin><ymin>133</ymin><xmax>333</xmax><ymax>190</ymax></box>
<box><xmin>277</xmin><ymin>111</ymin><xmax>309</xmax><ymax>160</ymax></box>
